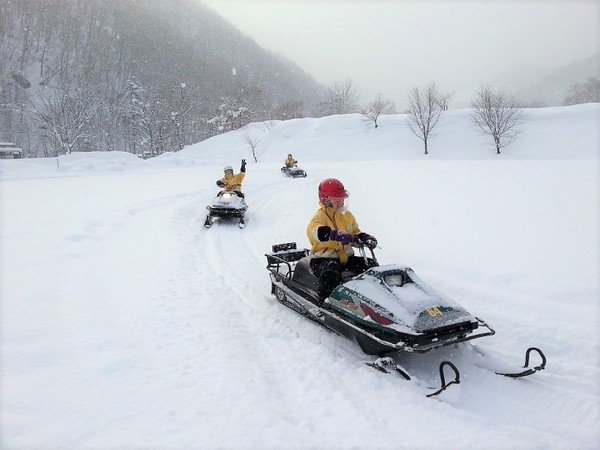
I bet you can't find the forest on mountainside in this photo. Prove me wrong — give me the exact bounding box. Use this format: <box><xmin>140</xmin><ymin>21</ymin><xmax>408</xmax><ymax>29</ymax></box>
<box><xmin>0</xmin><ymin>0</ymin><xmax>325</xmax><ymax>157</ymax></box>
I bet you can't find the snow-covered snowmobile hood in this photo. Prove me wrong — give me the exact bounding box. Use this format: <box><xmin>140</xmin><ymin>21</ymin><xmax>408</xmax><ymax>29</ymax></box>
<box><xmin>329</xmin><ymin>265</ymin><xmax>477</xmax><ymax>334</ymax></box>
<box><xmin>284</xmin><ymin>166</ymin><xmax>307</xmax><ymax>178</ymax></box>
<box><xmin>210</xmin><ymin>191</ymin><xmax>246</xmax><ymax>209</ymax></box>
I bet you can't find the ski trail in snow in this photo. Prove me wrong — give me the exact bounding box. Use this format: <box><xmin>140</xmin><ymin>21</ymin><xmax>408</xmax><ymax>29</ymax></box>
<box><xmin>167</xmin><ymin>194</ymin><xmax>339</xmax><ymax>426</ymax></box>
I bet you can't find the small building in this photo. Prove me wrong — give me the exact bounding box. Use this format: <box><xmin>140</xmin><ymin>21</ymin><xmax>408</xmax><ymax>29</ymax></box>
<box><xmin>0</xmin><ymin>142</ymin><xmax>22</xmax><ymax>159</ymax></box>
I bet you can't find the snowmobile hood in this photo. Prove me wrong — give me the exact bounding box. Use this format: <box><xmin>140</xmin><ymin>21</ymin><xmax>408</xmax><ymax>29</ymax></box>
<box><xmin>210</xmin><ymin>191</ymin><xmax>247</xmax><ymax>209</ymax></box>
<box><xmin>329</xmin><ymin>265</ymin><xmax>477</xmax><ymax>334</ymax></box>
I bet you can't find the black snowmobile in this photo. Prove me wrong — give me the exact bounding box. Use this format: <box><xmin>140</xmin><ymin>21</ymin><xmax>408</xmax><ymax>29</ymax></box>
<box><xmin>265</xmin><ymin>240</ymin><xmax>546</xmax><ymax>397</ymax></box>
<box><xmin>204</xmin><ymin>189</ymin><xmax>248</xmax><ymax>229</ymax></box>
<box><xmin>281</xmin><ymin>165</ymin><xmax>307</xmax><ymax>178</ymax></box>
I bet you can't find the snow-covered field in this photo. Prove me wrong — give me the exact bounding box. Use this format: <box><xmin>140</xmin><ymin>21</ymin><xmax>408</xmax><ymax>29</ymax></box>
<box><xmin>1</xmin><ymin>105</ymin><xmax>598</xmax><ymax>449</ymax></box>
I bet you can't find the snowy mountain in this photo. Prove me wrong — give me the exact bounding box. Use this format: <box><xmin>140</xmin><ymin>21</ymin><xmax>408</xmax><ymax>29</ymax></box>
<box><xmin>491</xmin><ymin>53</ymin><xmax>599</xmax><ymax>106</ymax></box>
<box><xmin>0</xmin><ymin>0</ymin><xmax>324</xmax><ymax>156</ymax></box>
<box><xmin>1</xmin><ymin>105</ymin><xmax>598</xmax><ymax>448</ymax></box>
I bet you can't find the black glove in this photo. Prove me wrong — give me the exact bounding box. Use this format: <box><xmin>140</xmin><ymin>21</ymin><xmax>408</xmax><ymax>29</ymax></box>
<box><xmin>241</xmin><ymin>159</ymin><xmax>246</xmax><ymax>172</ymax></box>
<box><xmin>357</xmin><ymin>232</ymin><xmax>378</xmax><ymax>249</ymax></box>
<box><xmin>216</xmin><ymin>180</ymin><xmax>225</xmax><ymax>188</ymax></box>
<box><xmin>317</xmin><ymin>226</ymin><xmax>331</xmax><ymax>242</ymax></box>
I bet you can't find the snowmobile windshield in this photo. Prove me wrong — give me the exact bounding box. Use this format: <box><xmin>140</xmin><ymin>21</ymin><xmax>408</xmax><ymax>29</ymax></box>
<box><xmin>384</xmin><ymin>273</ymin><xmax>405</xmax><ymax>287</ymax></box>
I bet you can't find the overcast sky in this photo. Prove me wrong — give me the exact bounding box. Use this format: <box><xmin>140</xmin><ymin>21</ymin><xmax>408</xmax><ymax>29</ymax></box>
<box><xmin>201</xmin><ymin>0</ymin><xmax>598</xmax><ymax>109</ymax></box>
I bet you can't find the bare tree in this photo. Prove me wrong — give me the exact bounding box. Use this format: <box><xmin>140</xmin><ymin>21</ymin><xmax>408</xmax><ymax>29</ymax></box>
<box><xmin>29</xmin><ymin>86</ymin><xmax>97</xmax><ymax>155</ymax></box>
<box><xmin>471</xmin><ymin>86</ymin><xmax>524</xmax><ymax>154</ymax></box>
<box><xmin>118</xmin><ymin>80</ymin><xmax>170</xmax><ymax>157</ymax></box>
<box><xmin>207</xmin><ymin>86</ymin><xmax>267</xmax><ymax>136</ymax></box>
<box><xmin>436</xmin><ymin>91</ymin><xmax>453</xmax><ymax>111</ymax></box>
<box><xmin>243</xmin><ymin>130</ymin><xmax>264</xmax><ymax>162</ymax></box>
<box><xmin>319</xmin><ymin>78</ymin><xmax>360</xmax><ymax>115</ymax></box>
<box><xmin>361</xmin><ymin>94</ymin><xmax>395</xmax><ymax>128</ymax></box>
<box><xmin>406</xmin><ymin>83</ymin><xmax>444</xmax><ymax>155</ymax></box>
<box><xmin>207</xmin><ymin>101</ymin><xmax>249</xmax><ymax>135</ymax></box>
<box><xmin>169</xmin><ymin>82</ymin><xmax>199</xmax><ymax>151</ymax></box>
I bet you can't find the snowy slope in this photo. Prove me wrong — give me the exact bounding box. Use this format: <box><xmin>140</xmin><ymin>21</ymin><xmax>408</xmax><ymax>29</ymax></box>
<box><xmin>1</xmin><ymin>105</ymin><xmax>599</xmax><ymax>449</ymax></box>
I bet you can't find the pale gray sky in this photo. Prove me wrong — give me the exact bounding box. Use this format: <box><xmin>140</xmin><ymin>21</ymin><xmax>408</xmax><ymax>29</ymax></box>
<box><xmin>201</xmin><ymin>0</ymin><xmax>598</xmax><ymax>109</ymax></box>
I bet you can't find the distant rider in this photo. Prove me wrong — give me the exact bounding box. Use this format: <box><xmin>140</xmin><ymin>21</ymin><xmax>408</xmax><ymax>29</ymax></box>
<box><xmin>216</xmin><ymin>159</ymin><xmax>246</xmax><ymax>197</ymax></box>
<box><xmin>306</xmin><ymin>178</ymin><xmax>378</xmax><ymax>298</ymax></box>
<box><xmin>284</xmin><ymin>153</ymin><xmax>298</xmax><ymax>168</ymax></box>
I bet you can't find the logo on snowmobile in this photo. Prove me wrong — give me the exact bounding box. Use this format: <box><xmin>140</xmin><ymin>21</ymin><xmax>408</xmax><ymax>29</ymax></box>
<box><xmin>426</xmin><ymin>307</ymin><xmax>443</xmax><ymax>317</ymax></box>
<box><xmin>338</xmin><ymin>297</ymin><xmax>359</xmax><ymax>311</ymax></box>
<box><xmin>360</xmin><ymin>303</ymin><xmax>393</xmax><ymax>325</ymax></box>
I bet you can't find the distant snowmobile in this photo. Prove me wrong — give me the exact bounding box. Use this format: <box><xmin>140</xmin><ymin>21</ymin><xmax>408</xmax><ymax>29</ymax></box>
<box><xmin>265</xmin><ymin>240</ymin><xmax>546</xmax><ymax>397</ymax></box>
<box><xmin>204</xmin><ymin>189</ymin><xmax>247</xmax><ymax>229</ymax></box>
<box><xmin>281</xmin><ymin>165</ymin><xmax>307</xmax><ymax>178</ymax></box>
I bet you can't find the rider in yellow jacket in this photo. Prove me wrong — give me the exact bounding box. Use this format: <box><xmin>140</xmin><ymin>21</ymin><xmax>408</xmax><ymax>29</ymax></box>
<box><xmin>284</xmin><ymin>154</ymin><xmax>298</xmax><ymax>168</ymax></box>
<box><xmin>306</xmin><ymin>178</ymin><xmax>377</xmax><ymax>297</ymax></box>
<box><xmin>307</xmin><ymin>203</ymin><xmax>360</xmax><ymax>265</ymax></box>
<box><xmin>217</xmin><ymin>159</ymin><xmax>246</xmax><ymax>194</ymax></box>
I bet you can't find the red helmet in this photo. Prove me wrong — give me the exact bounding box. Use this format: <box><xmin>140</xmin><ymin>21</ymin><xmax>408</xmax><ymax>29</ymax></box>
<box><xmin>318</xmin><ymin>178</ymin><xmax>348</xmax><ymax>204</ymax></box>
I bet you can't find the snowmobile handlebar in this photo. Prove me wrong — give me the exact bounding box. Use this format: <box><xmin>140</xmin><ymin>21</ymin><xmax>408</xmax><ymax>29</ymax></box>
<box><xmin>353</xmin><ymin>238</ymin><xmax>379</xmax><ymax>267</ymax></box>
<box><xmin>353</xmin><ymin>234</ymin><xmax>378</xmax><ymax>250</ymax></box>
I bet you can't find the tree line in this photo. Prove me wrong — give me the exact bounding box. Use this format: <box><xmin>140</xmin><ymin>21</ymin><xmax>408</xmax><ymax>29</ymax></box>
<box><xmin>321</xmin><ymin>76</ymin><xmax>597</xmax><ymax>155</ymax></box>
<box><xmin>317</xmin><ymin>77</ymin><xmax>522</xmax><ymax>155</ymax></box>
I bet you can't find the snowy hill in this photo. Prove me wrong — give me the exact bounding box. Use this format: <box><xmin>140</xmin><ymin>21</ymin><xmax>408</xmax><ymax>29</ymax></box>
<box><xmin>1</xmin><ymin>105</ymin><xmax>599</xmax><ymax>448</ymax></box>
<box><xmin>492</xmin><ymin>54</ymin><xmax>600</xmax><ymax>107</ymax></box>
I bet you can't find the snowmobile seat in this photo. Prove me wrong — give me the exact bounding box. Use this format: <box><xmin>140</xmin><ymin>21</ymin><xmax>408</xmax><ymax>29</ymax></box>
<box><xmin>291</xmin><ymin>256</ymin><xmax>321</xmax><ymax>293</ymax></box>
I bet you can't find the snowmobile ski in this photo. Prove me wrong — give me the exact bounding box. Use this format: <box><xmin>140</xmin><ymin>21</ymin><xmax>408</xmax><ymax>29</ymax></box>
<box><xmin>365</xmin><ymin>357</ymin><xmax>460</xmax><ymax>398</ymax></box>
<box><xmin>495</xmin><ymin>347</ymin><xmax>547</xmax><ymax>377</ymax></box>
<box><xmin>472</xmin><ymin>346</ymin><xmax>547</xmax><ymax>378</ymax></box>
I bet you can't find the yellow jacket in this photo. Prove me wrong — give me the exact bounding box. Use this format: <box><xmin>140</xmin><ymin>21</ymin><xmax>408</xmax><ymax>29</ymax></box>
<box><xmin>306</xmin><ymin>203</ymin><xmax>361</xmax><ymax>264</ymax></box>
<box><xmin>219</xmin><ymin>172</ymin><xmax>245</xmax><ymax>191</ymax></box>
<box><xmin>284</xmin><ymin>156</ymin><xmax>297</xmax><ymax>167</ymax></box>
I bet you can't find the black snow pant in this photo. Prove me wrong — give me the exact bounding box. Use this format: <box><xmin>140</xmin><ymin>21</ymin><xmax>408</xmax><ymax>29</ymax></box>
<box><xmin>310</xmin><ymin>256</ymin><xmax>372</xmax><ymax>298</ymax></box>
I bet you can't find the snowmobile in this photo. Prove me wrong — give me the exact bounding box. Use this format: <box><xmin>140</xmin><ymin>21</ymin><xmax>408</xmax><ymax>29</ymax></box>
<box><xmin>265</xmin><ymin>240</ymin><xmax>546</xmax><ymax>397</ymax></box>
<box><xmin>281</xmin><ymin>165</ymin><xmax>307</xmax><ymax>178</ymax></box>
<box><xmin>204</xmin><ymin>188</ymin><xmax>248</xmax><ymax>229</ymax></box>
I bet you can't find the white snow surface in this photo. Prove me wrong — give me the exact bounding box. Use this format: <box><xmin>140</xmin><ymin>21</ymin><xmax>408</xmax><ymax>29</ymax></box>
<box><xmin>1</xmin><ymin>105</ymin><xmax>599</xmax><ymax>449</ymax></box>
